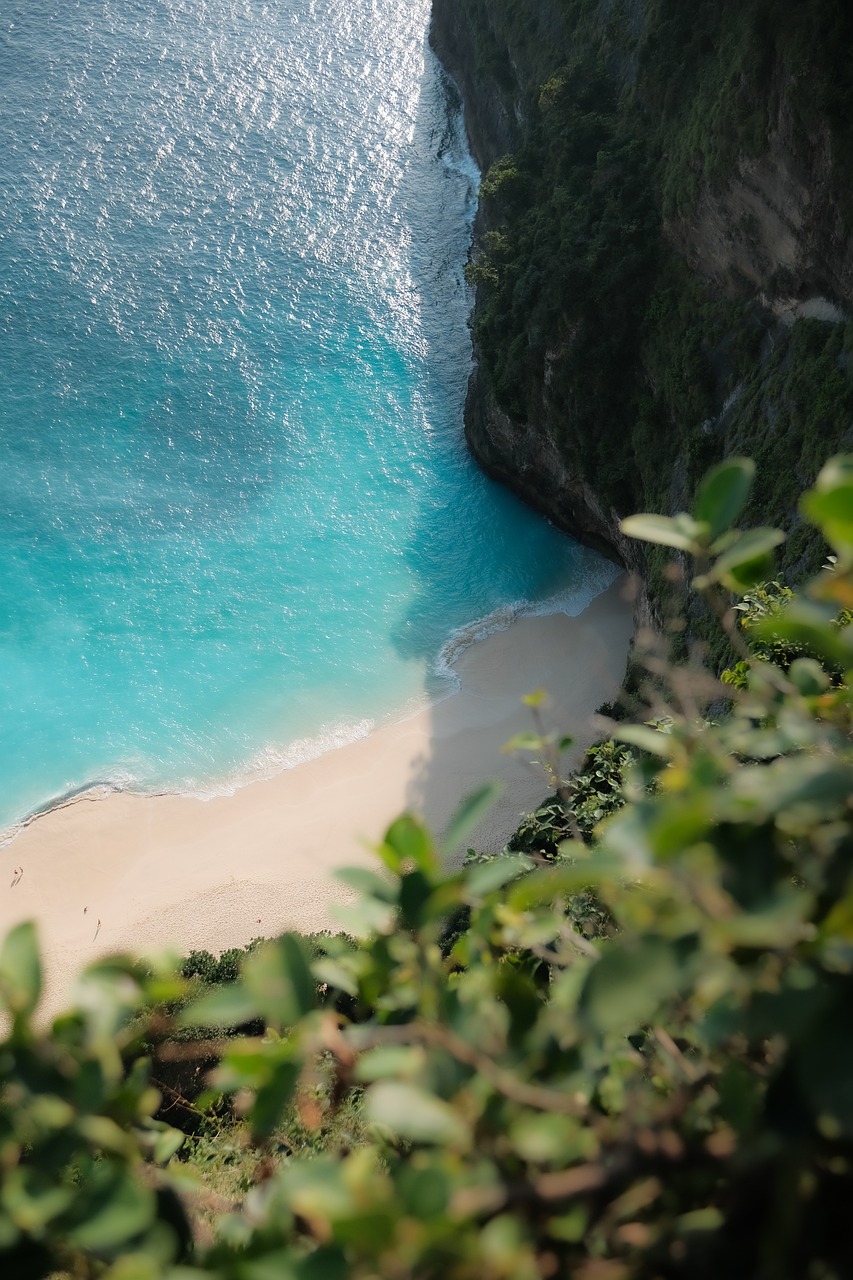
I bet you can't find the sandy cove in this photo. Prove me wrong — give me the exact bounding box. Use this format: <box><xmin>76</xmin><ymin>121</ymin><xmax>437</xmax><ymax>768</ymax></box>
<box><xmin>0</xmin><ymin>578</ymin><xmax>634</xmax><ymax>1014</ymax></box>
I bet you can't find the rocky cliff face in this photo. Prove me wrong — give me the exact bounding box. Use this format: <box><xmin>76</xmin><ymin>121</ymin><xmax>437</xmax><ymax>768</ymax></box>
<box><xmin>666</xmin><ymin>96</ymin><xmax>853</xmax><ymax>306</ymax></box>
<box><xmin>431</xmin><ymin>0</ymin><xmax>647</xmax><ymax>582</ymax></box>
<box><xmin>430</xmin><ymin>0</ymin><xmax>853</xmax><ymax>621</ymax></box>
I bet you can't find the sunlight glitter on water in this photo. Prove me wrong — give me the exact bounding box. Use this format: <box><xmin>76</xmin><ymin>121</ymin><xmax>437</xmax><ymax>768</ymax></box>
<box><xmin>0</xmin><ymin>0</ymin><xmax>617</xmax><ymax>832</ymax></box>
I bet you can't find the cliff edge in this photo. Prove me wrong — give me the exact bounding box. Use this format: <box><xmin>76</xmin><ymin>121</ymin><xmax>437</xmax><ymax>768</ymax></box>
<box><xmin>430</xmin><ymin>0</ymin><xmax>853</xmax><ymax>632</ymax></box>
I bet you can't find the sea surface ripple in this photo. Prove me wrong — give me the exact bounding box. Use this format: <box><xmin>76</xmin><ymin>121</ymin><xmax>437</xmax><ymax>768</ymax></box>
<box><xmin>0</xmin><ymin>0</ymin><xmax>618</xmax><ymax>834</ymax></box>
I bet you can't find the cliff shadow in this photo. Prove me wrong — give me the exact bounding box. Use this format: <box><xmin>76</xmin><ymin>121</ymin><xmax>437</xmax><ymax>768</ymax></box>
<box><xmin>383</xmin><ymin>39</ymin><xmax>632</xmax><ymax>858</ymax></box>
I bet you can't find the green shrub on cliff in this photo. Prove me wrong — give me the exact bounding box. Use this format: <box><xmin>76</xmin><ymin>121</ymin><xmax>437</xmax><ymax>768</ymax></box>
<box><xmin>2</xmin><ymin>456</ymin><xmax>853</xmax><ymax>1278</ymax></box>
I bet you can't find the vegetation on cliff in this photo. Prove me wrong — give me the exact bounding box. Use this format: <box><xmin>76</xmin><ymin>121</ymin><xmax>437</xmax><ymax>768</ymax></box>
<box><xmin>433</xmin><ymin>0</ymin><xmax>853</xmax><ymax>609</ymax></box>
<box><xmin>2</xmin><ymin>456</ymin><xmax>852</xmax><ymax>1278</ymax></box>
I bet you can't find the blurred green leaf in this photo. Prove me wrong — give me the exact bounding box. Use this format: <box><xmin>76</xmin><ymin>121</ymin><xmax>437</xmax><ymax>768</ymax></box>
<box><xmin>466</xmin><ymin>854</ymin><xmax>533</xmax><ymax>899</ymax></box>
<box><xmin>788</xmin><ymin>657</ymin><xmax>831</xmax><ymax>695</ymax></box>
<box><xmin>619</xmin><ymin>512</ymin><xmax>700</xmax><ymax>551</ymax></box>
<box><xmin>178</xmin><ymin>981</ymin><xmax>256</xmax><ymax>1029</ymax></box>
<box><xmin>244</xmin><ymin>933</ymin><xmax>317</xmax><ymax>1028</ymax></box>
<box><xmin>366</xmin><ymin>1082</ymin><xmax>465</xmax><ymax>1146</ymax></box>
<box><xmin>141</xmin><ymin>1121</ymin><xmax>185</xmax><ymax>1166</ymax></box>
<box><xmin>249</xmin><ymin>1059</ymin><xmax>302</xmax><ymax>1141</ymax></box>
<box><xmin>313</xmin><ymin>957</ymin><xmax>359</xmax><ymax>997</ymax></box>
<box><xmin>503</xmin><ymin>730</ymin><xmax>544</xmax><ymax>755</ymax></box>
<box><xmin>711</xmin><ymin>527</ymin><xmax>785</xmax><ymax>585</ymax></box>
<box><xmin>66</xmin><ymin>1168</ymin><xmax>155</xmax><ymax>1252</ymax></box>
<box><xmin>332</xmin><ymin>895</ymin><xmax>395</xmax><ymax>938</ymax></box>
<box><xmin>0</xmin><ymin>921</ymin><xmax>41</xmax><ymax>1019</ymax></box>
<box><xmin>614</xmin><ymin>723</ymin><xmax>676</xmax><ymax>758</ymax></box>
<box><xmin>2</xmin><ymin>1169</ymin><xmax>74</xmax><ymax>1232</ymax></box>
<box><xmin>355</xmin><ymin>1046</ymin><xmax>426</xmax><ymax>1082</ymax></box>
<box><xmin>694</xmin><ymin>457</ymin><xmax>754</xmax><ymax>540</ymax></box>
<box><xmin>444</xmin><ymin>781</ymin><xmax>503</xmax><ymax>853</ymax></box>
<box><xmin>382</xmin><ymin>813</ymin><xmax>438</xmax><ymax>875</ymax></box>
<box><xmin>334</xmin><ymin>867</ymin><xmax>397</xmax><ymax>903</ymax></box>
<box><xmin>800</xmin><ymin>455</ymin><xmax>853</xmax><ymax>554</ymax></box>
<box><xmin>580</xmin><ymin>938</ymin><xmax>683</xmax><ymax>1033</ymax></box>
<box><xmin>101</xmin><ymin>1255</ymin><xmax>164</xmax><ymax>1280</ymax></box>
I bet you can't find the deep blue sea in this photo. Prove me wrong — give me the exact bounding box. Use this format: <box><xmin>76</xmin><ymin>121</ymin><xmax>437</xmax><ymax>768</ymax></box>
<box><xmin>0</xmin><ymin>0</ymin><xmax>617</xmax><ymax>834</ymax></box>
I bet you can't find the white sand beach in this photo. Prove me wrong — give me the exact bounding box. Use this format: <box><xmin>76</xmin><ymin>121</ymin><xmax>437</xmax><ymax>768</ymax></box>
<box><xmin>0</xmin><ymin>578</ymin><xmax>634</xmax><ymax>1015</ymax></box>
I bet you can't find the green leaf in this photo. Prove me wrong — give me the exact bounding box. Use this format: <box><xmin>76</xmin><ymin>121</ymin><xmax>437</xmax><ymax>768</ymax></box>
<box><xmin>443</xmin><ymin>781</ymin><xmax>503</xmax><ymax>853</ymax></box>
<box><xmin>2</xmin><ymin>1169</ymin><xmax>74</xmax><ymax>1232</ymax></box>
<box><xmin>249</xmin><ymin>1059</ymin><xmax>302</xmax><ymax>1141</ymax></box>
<box><xmin>727</xmin><ymin>757</ymin><xmax>853</xmax><ymax>823</ymax></box>
<box><xmin>800</xmin><ymin>455</ymin><xmax>853</xmax><ymax>553</ymax></box>
<box><xmin>710</xmin><ymin>527</ymin><xmax>785</xmax><ymax>584</ymax></box>
<box><xmin>398</xmin><ymin>870</ymin><xmax>437</xmax><ymax>929</ymax></box>
<box><xmin>788</xmin><ymin>657</ymin><xmax>830</xmax><ymax>696</ymax></box>
<box><xmin>138</xmin><ymin>1120</ymin><xmax>185</xmax><ymax>1166</ymax></box>
<box><xmin>648</xmin><ymin>794</ymin><xmax>712</xmax><ymax>859</ymax></box>
<box><xmin>794</xmin><ymin>1014</ymin><xmax>853</xmax><ymax>1137</ymax></box>
<box><xmin>101</xmin><ymin>1256</ymin><xmax>163</xmax><ymax>1280</ymax></box>
<box><xmin>580</xmin><ymin>938</ymin><xmax>683</xmax><ymax>1034</ymax></box>
<box><xmin>619</xmin><ymin>513</ymin><xmax>700</xmax><ymax>551</ymax></box>
<box><xmin>693</xmin><ymin>457</ymin><xmax>755</xmax><ymax>540</ymax></box>
<box><xmin>509</xmin><ymin>1114</ymin><xmax>583</xmax><ymax>1164</ymax></box>
<box><xmin>398</xmin><ymin>1165</ymin><xmax>451</xmax><ymax>1217</ymax></box>
<box><xmin>313</xmin><ymin>957</ymin><xmax>359</xmax><ymax>997</ymax></box>
<box><xmin>334</xmin><ymin>867</ymin><xmax>397</xmax><ymax>903</ymax></box>
<box><xmin>178</xmin><ymin>982</ymin><xmax>257</xmax><ymax>1029</ymax></box>
<box><xmin>715</xmin><ymin>889</ymin><xmax>812</xmax><ymax>949</ymax></box>
<box><xmin>355</xmin><ymin>1046</ymin><xmax>426</xmax><ymax>1082</ymax></box>
<box><xmin>236</xmin><ymin>1250</ymin><xmax>302</xmax><ymax>1280</ymax></box>
<box><xmin>0</xmin><ymin>921</ymin><xmax>41</xmax><ymax>1018</ymax></box>
<box><xmin>381</xmin><ymin>813</ymin><xmax>438</xmax><ymax>875</ymax></box>
<box><xmin>466</xmin><ymin>854</ymin><xmax>533</xmax><ymax>899</ymax></box>
<box><xmin>366</xmin><ymin>1082</ymin><xmax>464</xmax><ymax>1146</ymax></box>
<box><xmin>66</xmin><ymin>1168</ymin><xmax>156</xmax><ymax>1252</ymax></box>
<box><xmin>77</xmin><ymin>1116</ymin><xmax>137</xmax><ymax>1158</ymax></box>
<box><xmin>244</xmin><ymin>933</ymin><xmax>317</xmax><ymax>1028</ymax></box>
<box><xmin>753</xmin><ymin>600</ymin><xmax>853</xmax><ymax>666</ymax></box>
<box><xmin>332</xmin><ymin>896</ymin><xmax>395</xmax><ymax>938</ymax></box>
<box><xmin>508</xmin><ymin>859</ymin><xmax>623</xmax><ymax>908</ymax></box>
<box><xmin>614</xmin><ymin>724</ymin><xmax>675</xmax><ymax>758</ymax></box>
<box><xmin>522</xmin><ymin>689</ymin><xmax>548</xmax><ymax>707</ymax></box>
<box><xmin>502</xmin><ymin>731</ymin><xmax>545</xmax><ymax>755</ymax></box>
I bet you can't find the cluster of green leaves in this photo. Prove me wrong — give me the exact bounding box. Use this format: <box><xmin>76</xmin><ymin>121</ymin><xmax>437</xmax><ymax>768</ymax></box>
<box><xmin>0</xmin><ymin>939</ymin><xmax>193</xmax><ymax>1277</ymax></box>
<box><xmin>509</xmin><ymin>738</ymin><xmax>635</xmax><ymax>858</ymax></box>
<box><xmin>2</xmin><ymin>455</ymin><xmax>853</xmax><ymax>1279</ymax></box>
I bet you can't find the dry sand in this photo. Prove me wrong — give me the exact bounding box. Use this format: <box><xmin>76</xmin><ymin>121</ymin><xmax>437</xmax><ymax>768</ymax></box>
<box><xmin>0</xmin><ymin>578</ymin><xmax>633</xmax><ymax>1013</ymax></box>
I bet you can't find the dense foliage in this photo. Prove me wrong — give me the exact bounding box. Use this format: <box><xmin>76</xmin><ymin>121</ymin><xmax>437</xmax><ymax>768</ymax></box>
<box><xmin>454</xmin><ymin>0</ymin><xmax>853</xmax><ymax>591</ymax></box>
<box><xmin>1</xmin><ymin>456</ymin><xmax>853</xmax><ymax>1278</ymax></box>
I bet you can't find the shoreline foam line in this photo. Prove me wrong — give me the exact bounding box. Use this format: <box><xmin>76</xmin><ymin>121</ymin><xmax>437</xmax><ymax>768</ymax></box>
<box><xmin>0</xmin><ymin>561</ymin><xmax>620</xmax><ymax>847</ymax></box>
<box><xmin>0</xmin><ymin>578</ymin><xmax>634</xmax><ymax>1018</ymax></box>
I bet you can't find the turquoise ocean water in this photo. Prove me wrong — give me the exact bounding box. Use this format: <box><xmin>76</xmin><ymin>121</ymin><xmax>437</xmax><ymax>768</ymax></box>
<box><xmin>0</xmin><ymin>0</ymin><xmax>617</xmax><ymax>836</ymax></box>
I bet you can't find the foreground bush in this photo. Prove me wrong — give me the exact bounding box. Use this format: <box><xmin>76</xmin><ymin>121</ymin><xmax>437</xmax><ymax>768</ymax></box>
<box><xmin>1</xmin><ymin>457</ymin><xmax>852</xmax><ymax>1278</ymax></box>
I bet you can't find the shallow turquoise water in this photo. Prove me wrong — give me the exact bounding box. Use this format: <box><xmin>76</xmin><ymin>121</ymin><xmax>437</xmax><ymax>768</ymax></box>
<box><xmin>0</xmin><ymin>0</ymin><xmax>616</xmax><ymax>832</ymax></box>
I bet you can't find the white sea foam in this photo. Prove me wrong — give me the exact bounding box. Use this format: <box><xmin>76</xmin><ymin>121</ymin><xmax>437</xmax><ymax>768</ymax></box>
<box><xmin>0</xmin><ymin>768</ymin><xmax>143</xmax><ymax>848</ymax></box>
<box><xmin>433</xmin><ymin>557</ymin><xmax>622</xmax><ymax>688</ymax></box>
<box><xmin>178</xmin><ymin>717</ymin><xmax>378</xmax><ymax>800</ymax></box>
<box><xmin>0</xmin><ymin>722</ymin><xmax>381</xmax><ymax>843</ymax></box>
<box><xmin>0</xmin><ymin>557</ymin><xmax>620</xmax><ymax>849</ymax></box>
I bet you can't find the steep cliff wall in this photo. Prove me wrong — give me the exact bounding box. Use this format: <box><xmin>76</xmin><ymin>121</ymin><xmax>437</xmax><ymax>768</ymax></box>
<box><xmin>430</xmin><ymin>0</ymin><xmax>853</xmax><ymax>632</ymax></box>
